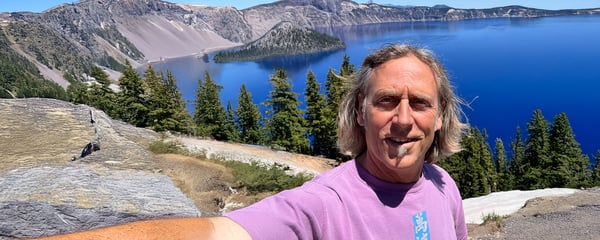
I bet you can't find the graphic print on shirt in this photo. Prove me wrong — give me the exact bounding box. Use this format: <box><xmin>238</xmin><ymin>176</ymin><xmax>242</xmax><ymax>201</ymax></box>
<box><xmin>412</xmin><ymin>211</ymin><xmax>430</xmax><ymax>240</ymax></box>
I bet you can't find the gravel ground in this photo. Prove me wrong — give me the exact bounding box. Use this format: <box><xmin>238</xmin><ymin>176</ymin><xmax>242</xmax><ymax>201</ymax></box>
<box><xmin>470</xmin><ymin>187</ymin><xmax>600</xmax><ymax>239</ymax></box>
<box><xmin>175</xmin><ymin>136</ymin><xmax>334</xmax><ymax>175</ymax></box>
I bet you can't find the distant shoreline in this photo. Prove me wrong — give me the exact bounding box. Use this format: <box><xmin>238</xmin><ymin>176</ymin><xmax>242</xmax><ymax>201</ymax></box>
<box><xmin>144</xmin><ymin>43</ymin><xmax>242</xmax><ymax>66</ymax></box>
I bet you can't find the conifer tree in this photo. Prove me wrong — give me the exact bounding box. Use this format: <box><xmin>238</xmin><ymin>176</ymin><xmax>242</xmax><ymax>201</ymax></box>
<box><xmin>522</xmin><ymin>109</ymin><xmax>550</xmax><ymax>189</ymax></box>
<box><xmin>163</xmin><ymin>70</ymin><xmax>194</xmax><ymax>134</ymax></box>
<box><xmin>66</xmin><ymin>80</ymin><xmax>89</xmax><ymax>105</ymax></box>
<box><xmin>548</xmin><ymin>112</ymin><xmax>591</xmax><ymax>188</ymax></box>
<box><xmin>116</xmin><ymin>60</ymin><xmax>148</xmax><ymax>127</ymax></box>
<box><xmin>70</xmin><ymin>66</ymin><xmax>112</xmax><ymax>118</ymax></box>
<box><xmin>86</xmin><ymin>66</ymin><xmax>117</xmax><ymax>117</ymax></box>
<box><xmin>304</xmin><ymin>70</ymin><xmax>329</xmax><ymax>156</ymax></box>
<box><xmin>494</xmin><ymin>138</ymin><xmax>513</xmax><ymax>191</ymax></box>
<box><xmin>325</xmin><ymin>68</ymin><xmax>347</xmax><ymax>112</ymax></box>
<box><xmin>221</xmin><ymin>101</ymin><xmax>240</xmax><ymax>142</ymax></box>
<box><xmin>236</xmin><ymin>84</ymin><xmax>263</xmax><ymax>144</ymax></box>
<box><xmin>264</xmin><ymin>68</ymin><xmax>309</xmax><ymax>153</ymax></box>
<box><xmin>509</xmin><ymin>126</ymin><xmax>526</xmax><ymax>188</ymax></box>
<box><xmin>479</xmin><ymin>129</ymin><xmax>497</xmax><ymax>192</ymax></box>
<box><xmin>494</xmin><ymin>138</ymin><xmax>507</xmax><ymax>174</ymax></box>
<box><xmin>592</xmin><ymin>150</ymin><xmax>600</xmax><ymax>186</ymax></box>
<box><xmin>143</xmin><ymin>67</ymin><xmax>192</xmax><ymax>134</ymax></box>
<box><xmin>193</xmin><ymin>71</ymin><xmax>227</xmax><ymax>140</ymax></box>
<box><xmin>322</xmin><ymin>65</ymin><xmax>349</xmax><ymax>159</ymax></box>
<box><xmin>339</xmin><ymin>55</ymin><xmax>356</xmax><ymax>77</ymax></box>
<box><xmin>472</xmin><ymin>128</ymin><xmax>498</xmax><ymax>195</ymax></box>
<box><xmin>440</xmin><ymin>127</ymin><xmax>490</xmax><ymax>198</ymax></box>
<box><xmin>144</xmin><ymin>65</ymin><xmax>168</xmax><ymax>131</ymax></box>
<box><xmin>437</xmin><ymin>153</ymin><xmax>467</xmax><ymax>195</ymax></box>
<box><xmin>91</xmin><ymin>66</ymin><xmax>117</xmax><ymax>117</ymax></box>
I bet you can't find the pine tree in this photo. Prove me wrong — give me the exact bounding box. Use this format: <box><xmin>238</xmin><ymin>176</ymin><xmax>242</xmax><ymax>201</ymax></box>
<box><xmin>477</xmin><ymin>128</ymin><xmax>496</xmax><ymax>194</ymax></box>
<box><xmin>144</xmin><ymin>65</ymin><xmax>169</xmax><ymax>131</ymax></box>
<box><xmin>264</xmin><ymin>68</ymin><xmax>309</xmax><ymax>153</ymax></box>
<box><xmin>116</xmin><ymin>60</ymin><xmax>148</xmax><ymax>127</ymax></box>
<box><xmin>314</xmin><ymin>56</ymin><xmax>354</xmax><ymax>159</ymax></box>
<box><xmin>592</xmin><ymin>150</ymin><xmax>600</xmax><ymax>186</ymax></box>
<box><xmin>143</xmin><ymin>67</ymin><xmax>193</xmax><ymax>134</ymax></box>
<box><xmin>522</xmin><ymin>109</ymin><xmax>550</xmax><ymax>189</ymax></box>
<box><xmin>339</xmin><ymin>55</ymin><xmax>355</xmax><ymax>77</ymax></box>
<box><xmin>509</xmin><ymin>126</ymin><xmax>526</xmax><ymax>189</ymax></box>
<box><xmin>164</xmin><ymin>70</ymin><xmax>194</xmax><ymax>134</ymax></box>
<box><xmin>437</xmin><ymin>153</ymin><xmax>467</xmax><ymax>195</ymax></box>
<box><xmin>87</xmin><ymin>66</ymin><xmax>117</xmax><ymax>117</ymax></box>
<box><xmin>548</xmin><ymin>112</ymin><xmax>591</xmax><ymax>188</ymax></box>
<box><xmin>304</xmin><ymin>70</ymin><xmax>329</xmax><ymax>156</ymax></box>
<box><xmin>440</xmin><ymin>128</ymin><xmax>489</xmax><ymax>198</ymax></box>
<box><xmin>325</xmin><ymin>68</ymin><xmax>347</xmax><ymax>112</ymax></box>
<box><xmin>236</xmin><ymin>84</ymin><xmax>263</xmax><ymax>144</ymax></box>
<box><xmin>66</xmin><ymin>80</ymin><xmax>89</xmax><ymax>105</ymax></box>
<box><xmin>193</xmin><ymin>71</ymin><xmax>227</xmax><ymax>140</ymax></box>
<box><xmin>494</xmin><ymin>138</ymin><xmax>513</xmax><ymax>191</ymax></box>
<box><xmin>220</xmin><ymin>101</ymin><xmax>240</xmax><ymax>142</ymax></box>
<box><xmin>494</xmin><ymin>138</ymin><xmax>507</xmax><ymax>174</ymax></box>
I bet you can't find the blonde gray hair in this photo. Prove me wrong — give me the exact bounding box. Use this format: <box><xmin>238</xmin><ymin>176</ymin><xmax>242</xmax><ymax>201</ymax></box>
<box><xmin>337</xmin><ymin>44</ymin><xmax>467</xmax><ymax>163</ymax></box>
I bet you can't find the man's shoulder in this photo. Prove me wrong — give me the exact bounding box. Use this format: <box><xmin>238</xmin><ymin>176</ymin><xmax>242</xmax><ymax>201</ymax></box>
<box><xmin>310</xmin><ymin>160</ymin><xmax>359</xmax><ymax>185</ymax></box>
<box><xmin>426</xmin><ymin>163</ymin><xmax>453</xmax><ymax>178</ymax></box>
<box><xmin>292</xmin><ymin>160</ymin><xmax>361</xmax><ymax>198</ymax></box>
<box><xmin>425</xmin><ymin>163</ymin><xmax>462</xmax><ymax>198</ymax></box>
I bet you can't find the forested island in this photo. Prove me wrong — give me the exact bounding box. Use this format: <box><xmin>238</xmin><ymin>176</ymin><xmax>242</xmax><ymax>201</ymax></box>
<box><xmin>213</xmin><ymin>21</ymin><xmax>346</xmax><ymax>63</ymax></box>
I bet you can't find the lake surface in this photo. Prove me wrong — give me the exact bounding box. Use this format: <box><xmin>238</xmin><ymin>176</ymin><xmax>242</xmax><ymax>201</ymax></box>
<box><xmin>149</xmin><ymin>15</ymin><xmax>600</xmax><ymax>158</ymax></box>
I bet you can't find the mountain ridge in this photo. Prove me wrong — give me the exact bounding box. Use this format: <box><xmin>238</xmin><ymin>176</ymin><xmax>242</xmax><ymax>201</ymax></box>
<box><xmin>1</xmin><ymin>0</ymin><xmax>599</xmax><ymax>86</ymax></box>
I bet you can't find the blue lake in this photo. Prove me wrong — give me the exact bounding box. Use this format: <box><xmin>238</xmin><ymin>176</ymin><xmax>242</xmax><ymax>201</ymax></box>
<box><xmin>149</xmin><ymin>15</ymin><xmax>600</xmax><ymax>158</ymax></box>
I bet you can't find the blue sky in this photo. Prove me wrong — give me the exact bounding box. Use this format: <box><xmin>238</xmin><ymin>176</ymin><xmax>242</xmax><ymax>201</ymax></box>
<box><xmin>1</xmin><ymin>0</ymin><xmax>599</xmax><ymax>13</ymax></box>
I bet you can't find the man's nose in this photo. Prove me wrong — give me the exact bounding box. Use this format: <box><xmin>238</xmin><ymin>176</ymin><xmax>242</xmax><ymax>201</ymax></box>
<box><xmin>393</xmin><ymin>99</ymin><xmax>413</xmax><ymax>126</ymax></box>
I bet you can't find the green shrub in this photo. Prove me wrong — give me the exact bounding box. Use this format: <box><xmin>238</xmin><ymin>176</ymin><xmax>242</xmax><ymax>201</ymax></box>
<box><xmin>148</xmin><ymin>140</ymin><xmax>183</xmax><ymax>154</ymax></box>
<box><xmin>481</xmin><ymin>212</ymin><xmax>504</xmax><ymax>224</ymax></box>
<box><xmin>222</xmin><ymin>160</ymin><xmax>312</xmax><ymax>194</ymax></box>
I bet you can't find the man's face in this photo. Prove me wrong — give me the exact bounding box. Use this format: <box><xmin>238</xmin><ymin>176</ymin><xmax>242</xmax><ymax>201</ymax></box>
<box><xmin>357</xmin><ymin>55</ymin><xmax>442</xmax><ymax>183</ymax></box>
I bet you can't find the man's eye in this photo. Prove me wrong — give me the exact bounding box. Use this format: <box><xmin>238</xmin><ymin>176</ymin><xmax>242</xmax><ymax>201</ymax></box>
<box><xmin>376</xmin><ymin>97</ymin><xmax>398</xmax><ymax>109</ymax></box>
<box><xmin>380</xmin><ymin>97</ymin><xmax>393</xmax><ymax>103</ymax></box>
<box><xmin>411</xmin><ymin>99</ymin><xmax>430</xmax><ymax>111</ymax></box>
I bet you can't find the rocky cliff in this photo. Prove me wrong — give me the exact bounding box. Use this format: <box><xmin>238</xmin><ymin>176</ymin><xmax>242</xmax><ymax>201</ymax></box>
<box><xmin>1</xmin><ymin>0</ymin><xmax>599</xmax><ymax>84</ymax></box>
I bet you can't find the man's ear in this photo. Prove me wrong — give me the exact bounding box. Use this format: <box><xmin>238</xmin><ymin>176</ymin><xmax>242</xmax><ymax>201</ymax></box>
<box><xmin>435</xmin><ymin>102</ymin><xmax>444</xmax><ymax>131</ymax></box>
<box><xmin>357</xmin><ymin>94</ymin><xmax>365</xmax><ymax>126</ymax></box>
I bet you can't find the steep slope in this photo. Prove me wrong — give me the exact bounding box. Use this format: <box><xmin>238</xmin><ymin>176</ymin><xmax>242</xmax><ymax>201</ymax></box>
<box><xmin>2</xmin><ymin>0</ymin><xmax>251</xmax><ymax>81</ymax></box>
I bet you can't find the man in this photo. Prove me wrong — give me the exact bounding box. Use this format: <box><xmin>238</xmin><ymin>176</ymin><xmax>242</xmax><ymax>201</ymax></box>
<box><xmin>37</xmin><ymin>44</ymin><xmax>468</xmax><ymax>240</ymax></box>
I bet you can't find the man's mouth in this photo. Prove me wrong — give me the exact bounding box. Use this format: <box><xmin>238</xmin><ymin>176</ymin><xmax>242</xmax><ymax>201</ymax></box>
<box><xmin>386</xmin><ymin>137</ymin><xmax>417</xmax><ymax>145</ymax></box>
<box><xmin>385</xmin><ymin>137</ymin><xmax>415</xmax><ymax>157</ymax></box>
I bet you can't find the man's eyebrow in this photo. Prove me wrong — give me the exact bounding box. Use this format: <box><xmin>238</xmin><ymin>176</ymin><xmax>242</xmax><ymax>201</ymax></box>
<box><xmin>409</xmin><ymin>93</ymin><xmax>434</xmax><ymax>102</ymax></box>
<box><xmin>372</xmin><ymin>89</ymin><xmax>399</xmax><ymax>98</ymax></box>
<box><xmin>371</xmin><ymin>90</ymin><xmax>434</xmax><ymax>102</ymax></box>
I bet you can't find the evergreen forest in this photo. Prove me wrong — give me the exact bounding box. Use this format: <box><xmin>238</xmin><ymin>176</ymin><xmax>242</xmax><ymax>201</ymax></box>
<box><xmin>3</xmin><ymin>54</ymin><xmax>600</xmax><ymax>199</ymax></box>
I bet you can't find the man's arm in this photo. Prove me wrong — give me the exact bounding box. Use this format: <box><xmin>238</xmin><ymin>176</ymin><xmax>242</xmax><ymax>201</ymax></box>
<box><xmin>32</xmin><ymin>217</ymin><xmax>251</xmax><ymax>240</ymax></box>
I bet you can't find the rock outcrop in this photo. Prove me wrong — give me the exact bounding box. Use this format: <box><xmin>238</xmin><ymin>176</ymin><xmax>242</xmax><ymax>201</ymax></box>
<box><xmin>0</xmin><ymin>98</ymin><xmax>199</xmax><ymax>239</ymax></box>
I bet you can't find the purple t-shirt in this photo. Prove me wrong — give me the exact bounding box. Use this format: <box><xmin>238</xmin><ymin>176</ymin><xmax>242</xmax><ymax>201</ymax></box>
<box><xmin>226</xmin><ymin>160</ymin><xmax>467</xmax><ymax>240</ymax></box>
